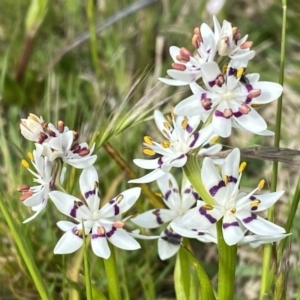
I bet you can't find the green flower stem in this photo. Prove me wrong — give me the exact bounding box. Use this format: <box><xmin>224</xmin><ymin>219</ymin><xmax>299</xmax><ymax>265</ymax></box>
<box><xmin>0</xmin><ymin>196</ymin><xmax>52</xmax><ymax>300</ymax></box>
<box><xmin>217</xmin><ymin>221</ymin><xmax>237</xmax><ymax>300</ymax></box>
<box><xmin>82</xmin><ymin>222</ymin><xmax>93</xmax><ymax>300</ymax></box>
<box><xmin>181</xmin><ymin>246</ymin><xmax>216</xmax><ymax>300</ymax></box>
<box><xmin>183</xmin><ymin>155</ymin><xmax>215</xmax><ymax>205</ymax></box>
<box><xmin>278</xmin><ymin>172</ymin><xmax>300</xmax><ymax>257</ymax></box>
<box><xmin>260</xmin><ymin>1</ymin><xmax>287</xmax><ymax>299</ymax></box>
<box><xmin>86</xmin><ymin>0</ymin><xmax>101</xmax><ymax>77</ymax></box>
<box><xmin>103</xmin><ymin>244</ymin><xmax>121</xmax><ymax>300</ymax></box>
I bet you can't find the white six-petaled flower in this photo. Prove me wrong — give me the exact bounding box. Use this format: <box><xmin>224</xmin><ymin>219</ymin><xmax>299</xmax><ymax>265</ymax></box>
<box><xmin>18</xmin><ymin>150</ymin><xmax>53</xmax><ymax>223</ymax></box>
<box><xmin>129</xmin><ymin>110</ymin><xmax>216</xmax><ymax>184</ymax></box>
<box><xmin>174</xmin><ymin>59</ymin><xmax>283</xmax><ymax>137</ymax></box>
<box><xmin>181</xmin><ymin>148</ymin><xmax>286</xmax><ymax>245</ymax></box>
<box><xmin>131</xmin><ymin>173</ymin><xmax>214</xmax><ymax>259</ymax></box>
<box><xmin>49</xmin><ymin>166</ymin><xmax>141</xmax><ymax>259</ymax></box>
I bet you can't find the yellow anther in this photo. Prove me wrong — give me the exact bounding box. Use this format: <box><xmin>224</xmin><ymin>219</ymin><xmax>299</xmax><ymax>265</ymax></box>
<box><xmin>143</xmin><ymin>147</ymin><xmax>156</xmax><ymax>156</ymax></box>
<box><xmin>181</xmin><ymin>117</ymin><xmax>188</xmax><ymax>130</ymax></box>
<box><xmin>222</xmin><ymin>64</ymin><xmax>228</xmax><ymax>74</ymax></box>
<box><xmin>251</xmin><ymin>200</ymin><xmax>260</xmax><ymax>209</ymax></box>
<box><xmin>116</xmin><ymin>194</ymin><xmax>124</xmax><ymax>203</ymax></box>
<box><xmin>203</xmin><ymin>204</ymin><xmax>214</xmax><ymax>210</ymax></box>
<box><xmin>239</xmin><ymin>162</ymin><xmax>247</xmax><ymax>173</ymax></box>
<box><xmin>144</xmin><ymin>136</ymin><xmax>154</xmax><ymax>145</ymax></box>
<box><xmin>223</xmin><ymin>175</ymin><xmax>229</xmax><ymax>185</ymax></box>
<box><xmin>27</xmin><ymin>152</ymin><xmax>33</xmax><ymax>161</ymax></box>
<box><xmin>161</xmin><ymin>140</ymin><xmax>170</xmax><ymax>148</ymax></box>
<box><xmin>163</xmin><ymin>121</ymin><xmax>172</xmax><ymax>130</ymax></box>
<box><xmin>210</xmin><ymin>135</ymin><xmax>219</xmax><ymax>144</ymax></box>
<box><xmin>258</xmin><ymin>179</ymin><xmax>265</xmax><ymax>190</ymax></box>
<box><xmin>21</xmin><ymin>159</ymin><xmax>29</xmax><ymax>169</ymax></box>
<box><xmin>236</xmin><ymin>67</ymin><xmax>245</xmax><ymax>78</ymax></box>
<box><xmin>251</xmin><ymin>104</ymin><xmax>261</xmax><ymax>108</ymax></box>
<box><xmin>167</xmin><ymin>115</ymin><xmax>172</xmax><ymax>123</ymax></box>
<box><xmin>155</xmin><ymin>192</ymin><xmax>163</xmax><ymax>198</ymax></box>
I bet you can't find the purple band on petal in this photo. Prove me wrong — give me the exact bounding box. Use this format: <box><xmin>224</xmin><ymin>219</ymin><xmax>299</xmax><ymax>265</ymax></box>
<box><xmin>70</xmin><ymin>201</ymin><xmax>84</xmax><ymax>218</ymax></box>
<box><xmin>72</xmin><ymin>227</ymin><xmax>83</xmax><ymax>239</ymax></box>
<box><xmin>161</xmin><ymin>228</ymin><xmax>181</xmax><ymax>245</ymax></box>
<box><xmin>186</xmin><ymin>123</ymin><xmax>193</xmax><ymax>133</ymax></box>
<box><xmin>250</xmin><ymin>195</ymin><xmax>256</xmax><ymax>200</ymax></box>
<box><xmin>201</xmin><ymin>93</ymin><xmax>207</xmax><ymax>100</ymax></box>
<box><xmin>109</xmin><ymin>200</ymin><xmax>120</xmax><ymax>215</ymax></box>
<box><xmin>197</xmin><ymin>232</ymin><xmax>205</xmax><ymax>236</ymax></box>
<box><xmin>106</xmin><ymin>226</ymin><xmax>117</xmax><ymax>238</ymax></box>
<box><xmin>227</xmin><ymin>176</ymin><xmax>237</xmax><ymax>184</ymax></box>
<box><xmin>199</xmin><ymin>206</ymin><xmax>217</xmax><ymax>224</ymax></box>
<box><xmin>223</xmin><ymin>221</ymin><xmax>239</xmax><ymax>229</ymax></box>
<box><xmin>245</xmin><ymin>84</ymin><xmax>253</xmax><ymax>92</ymax></box>
<box><xmin>85</xmin><ymin>189</ymin><xmax>96</xmax><ymax>199</ymax></box>
<box><xmin>233</xmin><ymin>111</ymin><xmax>243</xmax><ymax>118</ymax></box>
<box><xmin>184</xmin><ymin>188</ymin><xmax>199</xmax><ymax>200</ymax></box>
<box><xmin>208</xmin><ymin>80</ymin><xmax>215</xmax><ymax>87</ymax></box>
<box><xmin>228</xmin><ymin>67</ymin><xmax>235</xmax><ymax>76</ymax></box>
<box><xmin>245</xmin><ymin>97</ymin><xmax>252</xmax><ymax>104</ymax></box>
<box><xmin>215</xmin><ymin>110</ymin><xmax>232</xmax><ymax>119</ymax></box>
<box><xmin>242</xmin><ymin>213</ymin><xmax>257</xmax><ymax>224</ymax></box>
<box><xmin>92</xmin><ymin>232</ymin><xmax>106</xmax><ymax>239</ymax></box>
<box><xmin>165</xmin><ymin>188</ymin><xmax>179</xmax><ymax>200</ymax></box>
<box><xmin>152</xmin><ymin>209</ymin><xmax>163</xmax><ymax>225</ymax></box>
<box><xmin>209</xmin><ymin>180</ymin><xmax>225</xmax><ymax>196</ymax></box>
<box><xmin>170</xmin><ymin>154</ymin><xmax>185</xmax><ymax>164</ymax></box>
<box><xmin>158</xmin><ymin>157</ymin><xmax>163</xmax><ymax>167</ymax></box>
<box><xmin>189</xmin><ymin>132</ymin><xmax>199</xmax><ymax>148</ymax></box>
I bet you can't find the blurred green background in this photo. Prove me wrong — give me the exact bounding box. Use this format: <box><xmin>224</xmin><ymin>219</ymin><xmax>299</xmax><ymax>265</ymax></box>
<box><xmin>0</xmin><ymin>0</ymin><xmax>300</xmax><ymax>299</ymax></box>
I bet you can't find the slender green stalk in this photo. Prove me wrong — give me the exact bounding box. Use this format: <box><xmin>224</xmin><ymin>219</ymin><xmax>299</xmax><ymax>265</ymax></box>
<box><xmin>278</xmin><ymin>172</ymin><xmax>300</xmax><ymax>257</ymax></box>
<box><xmin>0</xmin><ymin>196</ymin><xmax>52</xmax><ymax>300</ymax></box>
<box><xmin>86</xmin><ymin>0</ymin><xmax>101</xmax><ymax>76</ymax></box>
<box><xmin>103</xmin><ymin>245</ymin><xmax>121</xmax><ymax>300</ymax></box>
<box><xmin>183</xmin><ymin>155</ymin><xmax>215</xmax><ymax>205</ymax></box>
<box><xmin>217</xmin><ymin>221</ymin><xmax>237</xmax><ymax>300</ymax></box>
<box><xmin>181</xmin><ymin>246</ymin><xmax>216</xmax><ymax>300</ymax></box>
<box><xmin>260</xmin><ymin>1</ymin><xmax>287</xmax><ymax>298</ymax></box>
<box><xmin>175</xmin><ymin>243</ymin><xmax>191</xmax><ymax>299</ymax></box>
<box><xmin>82</xmin><ymin>221</ymin><xmax>93</xmax><ymax>300</ymax></box>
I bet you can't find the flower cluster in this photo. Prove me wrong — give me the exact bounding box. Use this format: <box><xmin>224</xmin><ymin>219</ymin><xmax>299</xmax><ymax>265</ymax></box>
<box><xmin>18</xmin><ymin>16</ymin><xmax>288</xmax><ymax>264</ymax></box>
<box><xmin>18</xmin><ymin>114</ymin><xmax>142</xmax><ymax>258</ymax></box>
<box><xmin>128</xmin><ymin>16</ymin><xmax>287</xmax><ymax>259</ymax></box>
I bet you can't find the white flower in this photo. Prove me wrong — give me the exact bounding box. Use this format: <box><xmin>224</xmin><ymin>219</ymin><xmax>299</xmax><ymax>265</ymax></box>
<box><xmin>159</xmin><ymin>16</ymin><xmax>254</xmax><ymax>86</ymax></box>
<box><xmin>174</xmin><ymin>60</ymin><xmax>283</xmax><ymax>137</ymax></box>
<box><xmin>131</xmin><ymin>173</ymin><xmax>214</xmax><ymax>259</ymax></box>
<box><xmin>18</xmin><ymin>150</ymin><xmax>53</xmax><ymax>223</ymax></box>
<box><xmin>49</xmin><ymin>166</ymin><xmax>141</xmax><ymax>259</ymax></box>
<box><xmin>129</xmin><ymin>110</ymin><xmax>215</xmax><ymax>184</ymax></box>
<box><xmin>182</xmin><ymin>148</ymin><xmax>286</xmax><ymax>246</ymax></box>
<box><xmin>36</xmin><ymin>131</ymin><xmax>97</xmax><ymax>169</ymax></box>
<box><xmin>20</xmin><ymin>114</ymin><xmax>46</xmax><ymax>142</ymax></box>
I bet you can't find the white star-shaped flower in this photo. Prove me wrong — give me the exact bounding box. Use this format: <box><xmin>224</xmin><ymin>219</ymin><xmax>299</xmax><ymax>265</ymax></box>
<box><xmin>129</xmin><ymin>110</ymin><xmax>216</xmax><ymax>184</ymax></box>
<box><xmin>49</xmin><ymin>166</ymin><xmax>141</xmax><ymax>259</ymax></box>
<box><xmin>181</xmin><ymin>148</ymin><xmax>286</xmax><ymax>245</ymax></box>
<box><xmin>174</xmin><ymin>60</ymin><xmax>283</xmax><ymax>137</ymax></box>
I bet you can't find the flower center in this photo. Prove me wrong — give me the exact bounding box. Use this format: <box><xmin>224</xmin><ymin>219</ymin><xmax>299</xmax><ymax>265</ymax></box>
<box><xmin>222</xmin><ymin>91</ymin><xmax>233</xmax><ymax>102</ymax></box>
<box><xmin>92</xmin><ymin>210</ymin><xmax>100</xmax><ymax>221</ymax></box>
